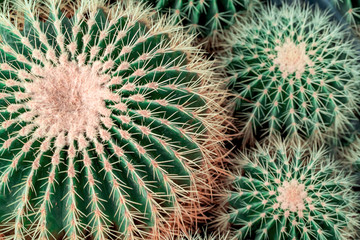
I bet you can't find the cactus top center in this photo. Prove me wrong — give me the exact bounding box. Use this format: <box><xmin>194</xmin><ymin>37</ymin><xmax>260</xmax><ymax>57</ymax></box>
<box><xmin>276</xmin><ymin>179</ymin><xmax>308</xmax><ymax>213</ymax></box>
<box><xmin>25</xmin><ymin>60</ymin><xmax>114</xmax><ymax>143</ymax></box>
<box><xmin>274</xmin><ymin>39</ymin><xmax>312</xmax><ymax>79</ymax></box>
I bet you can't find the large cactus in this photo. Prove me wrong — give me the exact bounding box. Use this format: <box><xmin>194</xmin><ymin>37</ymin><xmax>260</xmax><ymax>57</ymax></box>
<box><xmin>216</xmin><ymin>139</ymin><xmax>360</xmax><ymax>240</ymax></box>
<box><xmin>0</xmin><ymin>0</ymin><xmax>228</xmax><ymax>239</ymax></box>
<box><xmin>219</xmin><ymin>1</ymin><xmax>359</xmax><ymax>144</ymax></box>
<box><xmin>141</xmin><ymin>0</ymin><xmax>259</xmax><ymax>40</ymax></box>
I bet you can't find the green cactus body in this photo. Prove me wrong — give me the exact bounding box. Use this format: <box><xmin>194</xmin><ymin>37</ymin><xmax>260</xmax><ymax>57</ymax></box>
<box><xmin>217</xmin><ymin>139</ymin><xmax>360</xmax><ymax>240</ymax></box>
<box><xmin>220</xmin><ymin>2</ymin><xmax>359</xmax><ymax>143</ymax></box>
<box><xmin>142</xmin><ymin>0</ymin><xmax>258</xmax><ymax>39</ymax></box>
<box><xmin>0</xmin><ymin>0</ymin><xmax>227</xmax><ymax>239</ymax></box>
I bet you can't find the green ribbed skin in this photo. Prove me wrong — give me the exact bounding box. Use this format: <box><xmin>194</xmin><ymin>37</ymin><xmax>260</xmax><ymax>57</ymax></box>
<box><xmin>143</xmin><ymin>0</ymin><xmax>258</xmax><ymax>38</ymax></box>
<box><xmin>220</xmin><ymin>2</ymin><xmax>359</xmax><ymax>143</ymax></box>
<box><xmin>217</xmin><ymin>140</ymin><xmax>360</xmax><ymax>240</ymax></box>
<box><xmin>0</xmin><ymin>0</ymin><xmax>222</xmax><ymax>239</ymax></box>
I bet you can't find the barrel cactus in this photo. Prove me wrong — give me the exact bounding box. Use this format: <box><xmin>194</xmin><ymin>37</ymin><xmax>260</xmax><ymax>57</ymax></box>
<box><xmin>141</xmin><ymin>0</ymin><xmax>259</xmax><ymax>41</ymax></box>
<box><xmin>0</xmin><ymin>0</ymin><xmax>228</xmax><ymax>239</ymax></box>
<box><xmin>220</xmin><ymin>2</ymin><xmax>359</xmax><ymax>144</ymax></box>
<box><xmin>216</xmin><ymin>139</ymin><xmax>360</xmax><ymax>240</ymax></box>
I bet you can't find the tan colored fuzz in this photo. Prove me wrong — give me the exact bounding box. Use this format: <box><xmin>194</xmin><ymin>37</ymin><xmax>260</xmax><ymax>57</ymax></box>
<box><xmin>276</xmin><ymin>179</ymin><xmax>307</xmax><ymax>213</ymax></box>
<box><xmin>26</xmin><ymin>60</ymin><xmax>114</xmax><ymax>142</ymax></box>
<box><xmin>274</xmin><ymin>39</ymin><xmax>312</xmax><ymax>78</ymax></box>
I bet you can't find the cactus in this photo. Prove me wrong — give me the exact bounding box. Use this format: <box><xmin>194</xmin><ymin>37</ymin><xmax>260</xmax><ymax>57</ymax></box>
<box><xmin>141</xmin><ymin>0</ymin><xmax>259</xmax><ymax>41</ymax></box>
<box><xmin>215</xmin><ymin>139</ymin><xmax>360</xmax><ymax>240</ymax></box>
<box><xmin>330</xmin><ymin>0</ymin><xmax>360</xmax><ymax>29</ymax></box>
<box><xmin>0</xmin><ymin>0</ymin><xmax>229</xmax><ymax>239</ymax></box>
<box><xmin>219</xmin><ymin>1</ymin><xmax>359</xmax><ymax>144</ymax></box>
<box><xmin>336</xmin><ymin>136</ymin><xmax>360</xmax><ymax>169</ymax></box>
<box><xmin>328</xmin><ymin>117</ymin><xmax>360</xmax><ymax>169</ymax></box>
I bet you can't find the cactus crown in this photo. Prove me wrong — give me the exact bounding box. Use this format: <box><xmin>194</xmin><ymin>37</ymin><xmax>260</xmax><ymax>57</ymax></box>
<box><xmin>216</xmin><ymin>139</ymin><xmax>360</xmax><ymax>240</ymax></box>
<box><xmin>0</xmin><ymin>0</ymin><xmax>228</xmax><ymax>239</ymax></box>
<box><xmin>220</xmin><ymin>2</ymin><xmax>359</xmax><ymax>144</ymax></box>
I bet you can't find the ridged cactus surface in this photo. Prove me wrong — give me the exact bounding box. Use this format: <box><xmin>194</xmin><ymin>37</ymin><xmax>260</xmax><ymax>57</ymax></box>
<box><xmin>217</xmin><ymin>139</ymin><xmax>360</xmax><ymax>240</ymax></box>
<box><xmin>220</xmin><ymin>2</ymin><xmax>359</xmax><ymax>143</ymax></box>
<box><xmin>0</xmin><ymin>0</ymin><xmax>227</xmax><ymax>239</ymax></box>
<box><xmin>142</xmin><ymin>0</ymin><xmax>258</xmax><ymax>39</ymax></box>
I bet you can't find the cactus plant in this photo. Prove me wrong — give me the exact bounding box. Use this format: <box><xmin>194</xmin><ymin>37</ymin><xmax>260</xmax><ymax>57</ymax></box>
<box><xmin>219</xmin><ymin>1</ymin><xmax>359</xmax><ymax>144</ymax></box>
<box><xmin>215</xmin><ymin>139</ymin><xmax>360</xmax><ymax>240</ymax></box>
<box><xmin>141</xmin><ymin>0</ymin><xmax>259</xmax><ymax>41</ymax></box>
<box><xmin>330</xmin><ymin>0</ymin><xmax>360</xmax><ymax>29</ymax></box>
<box><xmin>0</xmin><ymin>0</ymin><xmax>229</xmax><ymax>239</ymax></box>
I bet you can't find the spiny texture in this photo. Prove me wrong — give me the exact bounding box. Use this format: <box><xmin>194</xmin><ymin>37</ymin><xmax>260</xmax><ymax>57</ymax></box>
<box><xmin>331</xmin><ymin>0</ymin><xmax>360</xmax><ymax>31</ymax></box>
<box><xmin>329</xmin><ymin>118</ymin><xmax>360</xmax><ymax>169</ymax></box>
<box><xmin>336</xmin><ymin>136</ymin><xmax>360</xmax><ymax>169</ymax></box>
<box><xmin>216</xmin><ymin>139</ymin><xmax>360</xmax><ymax>240</ymax></box>
<box><xmin>220</xmin><ymin>2</ymin><xmax>359</xmax><ymax>144</ymax></box>
<box><xmin>164</xmin><ymin>229</ymin><xmax>229</xmax><ymax>240</ymax></box>
<box><xmin>177</xmin><ymin>232</ymin><xmax>229</xmax><ymax>240</ymax></box>
<box><xmin>142</xmin><ymin>0</ymin><xmax>259</xmax><ymax>40</ymax></box>
<box><xmin>0</xmin><ymin>0</ymin><xmax>228</xmax><ymax>239</ymax></box>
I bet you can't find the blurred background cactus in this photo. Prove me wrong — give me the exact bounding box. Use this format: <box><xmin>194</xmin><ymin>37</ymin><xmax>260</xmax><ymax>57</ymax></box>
<box><xmin>219</xmin><ymin>2</ymin><xmax>360</xmax><ymax>144</ymax></box>
<box><xmin>330</xmin><ymin>0</ymin><xmax>360</xmax><ymax>29</ymax></box>
<box><xmin>140</xmin><ymin>0</ymin><xmax>259</xmax><ymax>44</ymax></box>
<box><xmin>216</xmin><ymin>139</ymin><xmax>360</xmax><ymax>239</ymax></box>
<box><xmin>0</xmin><ymin>0</ymin><xmax>229</xmax><ymax>239</ymax></box>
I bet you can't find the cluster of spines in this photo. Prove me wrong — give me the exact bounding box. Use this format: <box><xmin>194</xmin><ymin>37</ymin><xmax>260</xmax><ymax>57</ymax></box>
<box><xmin>215</xmin><ymin>139</ymin><xmax>360</xmax><ymax>240</ymax></box>
<box><xmin>0</xmin><ymin>0</ymin><xmax>230</xmax><ymax>239</ymax></box>
<box><xmin>219</xmin><ymin>1</ymin><xmax>359</xmax><ymax>144</ymax></box>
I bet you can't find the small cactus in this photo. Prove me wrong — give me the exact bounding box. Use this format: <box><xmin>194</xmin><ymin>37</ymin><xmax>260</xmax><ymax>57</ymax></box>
<box><xmin>216</xmin><ymin>139</ymin><xmax>360</xmax><ymax>240</ymax></box>
<box><xmin>142</xmin><ymin>0</ymin><xmax>259</xmax><ymax>41</ymax></box>
<box><xmin>219</xmin><ymin>2</ymin><xmax>359</xmax><ymax>144</ymax></box>
<box><xmin>0</xmin><ymin>0</ymin><xmax>228</xmax><ymax>239</ymax></box>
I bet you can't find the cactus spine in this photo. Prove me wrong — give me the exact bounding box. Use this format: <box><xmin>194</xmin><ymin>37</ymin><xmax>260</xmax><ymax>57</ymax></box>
<box><xmin>0</xmin><ymin>0</ymin><xmax>229</xmax><ymax>239</ymax></box>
